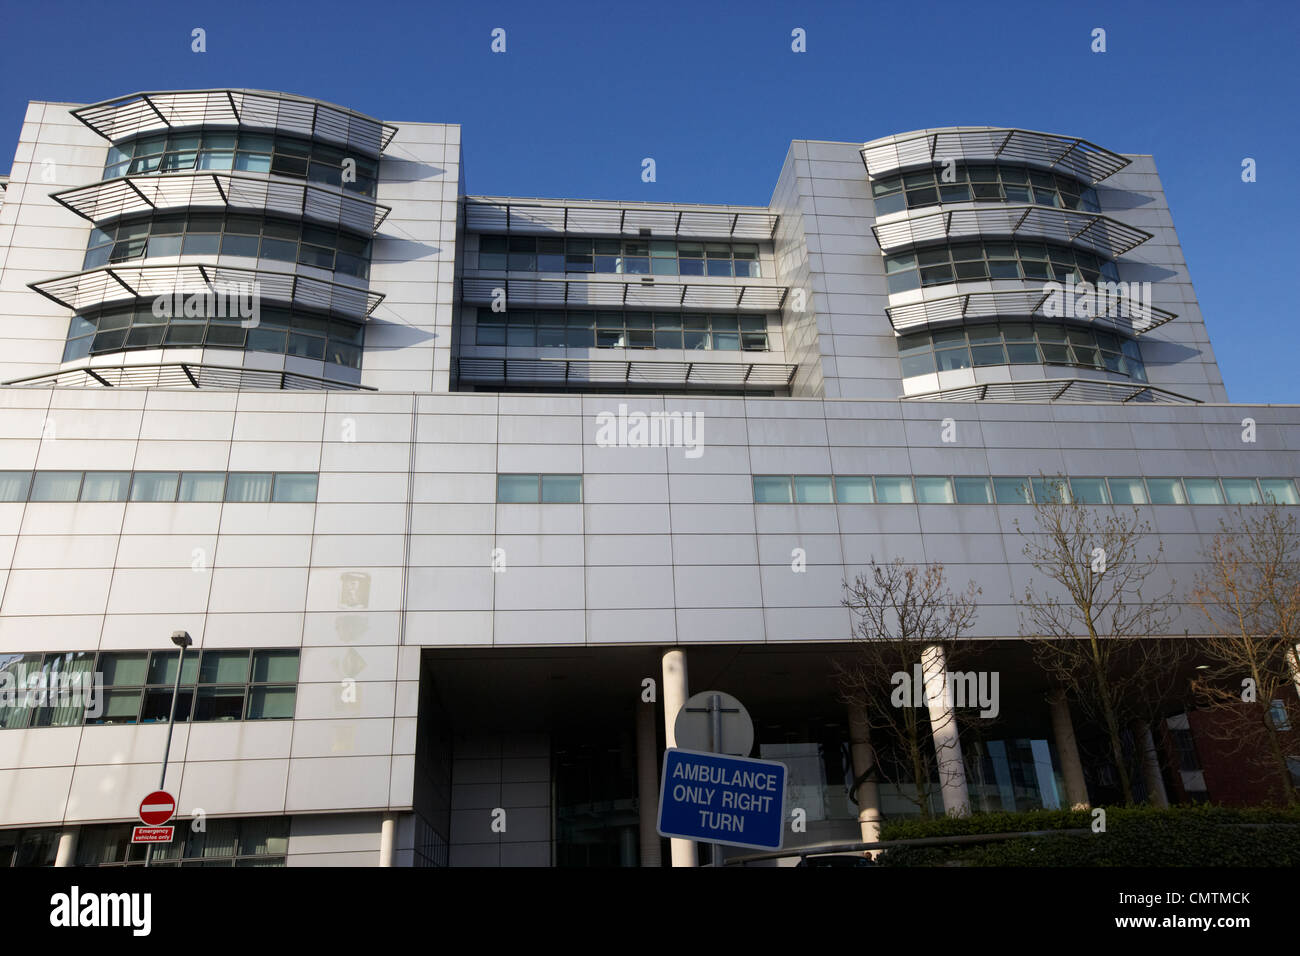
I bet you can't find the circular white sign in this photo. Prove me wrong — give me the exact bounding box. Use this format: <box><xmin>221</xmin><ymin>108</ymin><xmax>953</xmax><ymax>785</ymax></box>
<box><xmin>673</xmin><ymin>690</ymin><xmax>754</xmax><ymax>756</ymax></box>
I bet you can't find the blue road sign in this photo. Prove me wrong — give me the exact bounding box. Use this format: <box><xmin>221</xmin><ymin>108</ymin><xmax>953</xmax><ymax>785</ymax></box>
<box><xmin>657</xmin><ymin>748</ymin><xmax>788</xmax><ymax>851</ymax></box>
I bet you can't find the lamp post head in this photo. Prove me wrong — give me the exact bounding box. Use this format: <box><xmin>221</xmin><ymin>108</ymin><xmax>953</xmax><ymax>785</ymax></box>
<box><xmin>170</xmin><ymin>630</ymin><xmax>193</xmax><ymax>649</ymax></box>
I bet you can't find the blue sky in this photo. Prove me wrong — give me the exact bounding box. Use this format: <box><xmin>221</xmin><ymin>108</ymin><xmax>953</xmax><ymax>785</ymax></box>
<box><xmin>2</xmin><ymin>0</ymin><xmax>1297</xmax><ymax>402</ymax></box>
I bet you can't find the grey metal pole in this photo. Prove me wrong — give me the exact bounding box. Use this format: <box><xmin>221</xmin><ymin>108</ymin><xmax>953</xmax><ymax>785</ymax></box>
<box><xmin>709</xmin><ymin>693</ymin><xmax>722</xmax><ymax>867</ymax></box>
<box><xmin>145</xmin><ymin>641</ymin><xmax>186</xmax><ymax>869</ymax></box>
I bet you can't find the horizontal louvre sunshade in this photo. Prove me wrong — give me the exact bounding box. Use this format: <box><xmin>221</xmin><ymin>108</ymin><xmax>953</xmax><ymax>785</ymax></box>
<box><xmin>873</xmin><ymin>206</ymin><xmax>1151</xmax><ymax>259</ymax></box>
<box><xmin>462</xmin><ymin>278</ymin><xmax>786</xmax><ymax>311</ymax></box>
<box><xmin>455</xmin><ymin>357</ymin><xmax>796</xmax><ymax>388</ymax></box>
<box><xmin>886</xmin><ymin>289</ymin><xmax>1177</xmax><ymax>336</ymax></box>
<box><xmin>465</xmin><ymin>199</ymin><xmax>778</xmax><ymax>239</ymax></box>
<box><xmin>52</xmin><ymin>173</ymin><xmax>390</xmax><ymax>234</ymax></box>
<box><xmin>72</xmin><ymin>90</ymin><xmax>398</xmax><ymax>156</ymax></box>
<box><xmin>2</xmin><ymin>362</ymin><xmax>373</xmax><ymax>391</ymax></box>
<box><xmin>29</xmin><ymin>264</ymin><xmax>384</xmax><ymax>319</ymax></box>
<box><xmin>862</xmin><ymin>128</ymin><xmax>1130</xmax><ymax>185</ymax></box>
<box><xmin>903</xmin><ymin>378</ymin><xmax>1197</xmax><ymax>404</ymax></box>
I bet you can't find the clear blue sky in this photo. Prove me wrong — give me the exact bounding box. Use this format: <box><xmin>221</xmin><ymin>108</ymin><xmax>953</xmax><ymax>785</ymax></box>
<box><xmin>3</xmin><ymin>0</ymin><xmax>1297</xmax><ymax>402</ymax></box>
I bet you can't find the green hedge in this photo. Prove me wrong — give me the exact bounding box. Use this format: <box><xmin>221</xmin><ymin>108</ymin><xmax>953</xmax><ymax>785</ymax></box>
<box><xmin>876</xmin><ymin>805</ymin><xmax>1300</xmax><ymax>866</ymax></box>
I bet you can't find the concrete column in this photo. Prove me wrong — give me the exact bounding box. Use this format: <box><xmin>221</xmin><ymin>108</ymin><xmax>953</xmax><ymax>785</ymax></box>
<box><xmin>378</xmin><ymin>812</ymin><xmax>397</xmax><ymax>867</ymax></box>
<box><xmin>661</xmin><ymin>647</ymin><xmax>697</xmax><ymax>868</ymax></box>
<box><xmin>1048</xmin><ymin>690</ymin><xmax>1090</xmax><ymax>810</ymax></box>
<box><xmin>847</xmin><ymin>704</ymin><xmax>883</xmax><ymax>852</ymax></box>
<box><xmin>635</xmin><ymin>700</ymin><xmax>662</xmax><ymax>867</ymax></box>
<box><xmin>921</xmin><ymin>644</ymin><xmax>970</xmax><ymax>816</ymax></box>
<box><xmin>1134</xmin><ymin>720</ymin><xmax>1169</xmax><ymax>808</ymax></box>
<box><xmin>53</xmin><ymin>827</ymin><xmax>79</xmax><ymax>867</ymax></box>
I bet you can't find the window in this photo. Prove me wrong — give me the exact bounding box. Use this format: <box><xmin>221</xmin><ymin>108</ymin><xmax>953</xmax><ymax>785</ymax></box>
<box><xmin>1221</xmin><ymin>479</ymin><xmax>1262</xmax><ymax>505</ymax></box>
<box><xmin>179</xmin><ymin>472</ymin><xmax>227</xmax><ymax>502</ymax></box>
<box><xmin>273</xmin><ymin>473</ymin><xmax>318</xmax><ymax>503</ymax></box>
<box><xmin>1070</xmin><ymin>477</ymin><xmax>1111</xmax><ymax>505</ymax></box>
<box><xmin>1183</xmin><ymin>478</ymin><xmax>1224</xmax><ymax>505</ymax></box>
<box><xmin>1260</xmin><ymin>479</ymin><xmax>1300</xmax><ymax>505</ymax></box>
<box><xmin>105</xmin><ymin>130</ymin><xmax>378</xmax><ymax>197</ymax></box>
<box><xmin>895</xmin><ymin>322</ymin><xmax>1142</xmax><ymax>380</ymax></box>
<box><xmin>0</xmin><ymin>472</ymin><xmax>32</xmax><ymax>502</ymax></box>
<box><xmin>752</xmin><ymin>476</ymin><xmax>793</xmax><ymax>504</ymax></box>
<box><xmin>476</xmin><ymin>308</ymin><xmax>768</xmax><ymax>352</ymax></box>
<box><xmin>1031</xmin><ymin>477</ymin><xmax>1070</xmax><ymax>504</ymax></box>
<box><xmin>873</xmin><ymin>476</ymin><xmax>914</xmax><ymax>504</ymax></box>
<box><xmin>476</xmin><ymin>237</ymin><xmax>761</xmax><ymax>277</ymax></box>
<box><xmin>871</xmin><ymin>164</ymin><xmax>1102</xmax><ymax>215</ymax></box>
<box><xmin>1145</xmin><ymin>477</ymin><xmax>1187</xmax><ymax>505</ymax></box>
<box><xmin>992</xmin><ymin>477</ymin><xmax>1031</xmax><ymax>505</ymax></box>
<box><xmin>130</xmin><ymin>472</ymin><xmax>179</xmax><ymax>501</ymax></box>
<box><xmin>80</xmin><ymin>471</ymin><xmax>130</xmax><ymax>502</ymax></box>
<box><xmin>82</xmin><ymin>212</ymin><xmax>372</xmax><ymax>278</ymax></box>
<box><xmin>1107</xmin><ymin>477</ymin><xmax>1148</xmax><ymax>505</ymax></box>
<box><xmin>914</xmin><ymin>476</ymin><xmax>955</xmax><ymax>504</ymax></box>
<box><xmin>540</xmin><ymin>475</ymin><xmax>583</xmax><ymax>504</ymax></box>
<box><xmin>793</xmin><ymin>476</ymin><xmax>834</xmax><ymax>504</ymax></box>
<box><xmin>29</xmin><ymin>472</ymin><xmax>82</xmax><ymax>502</ymax></box>
<box><xmin>954</xmin><ymin>477</ymin><xmax>993</xmax><ymax>504</ymax></box>
<box><xmin>226</xmin><ymin>473</ymin><xmax>274</xmax><ymax>503</ymax></box>
<box><xmin>834</xmin><ymin>476</ymin><xmax>874</xmax><ymax>504</ymax></box>
<box><xmin>497</xmin><ymin>474</ymin><xmax>583</xmax><ymax>504</ymax></box>
<box><xmin>885</xmin><ymin>240</ymin><xmax>1119</xmax><ymax>298</ymax></box>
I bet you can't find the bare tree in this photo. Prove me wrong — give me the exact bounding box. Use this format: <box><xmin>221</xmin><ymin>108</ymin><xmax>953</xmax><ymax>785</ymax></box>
<box><xmin>837</xmin><ymin>558</ymin><xmax>982</xmax><ymax>818</ymax></box>
<box><xmin>1189</xmin><ymin>502</ymin><xmax>1300</xmax><ymax>806</ymax></box>
<box><xmin>1016</xmin><ymin>476</ymin><xmax>1183</xmax><ymax>805</ymax></box>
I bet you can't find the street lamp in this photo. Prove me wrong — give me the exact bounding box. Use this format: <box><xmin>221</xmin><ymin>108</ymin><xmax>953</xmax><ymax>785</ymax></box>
<box><xmin>145</xmin><ymin>630</ymin><xmax>191</xmax><ymax>868</ymax></box>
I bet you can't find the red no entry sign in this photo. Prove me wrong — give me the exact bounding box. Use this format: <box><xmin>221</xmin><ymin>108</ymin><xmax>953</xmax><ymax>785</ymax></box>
<box><xmin>138</xmin><ymin>790</ymin><xmax>176</xmax><ymax>826</ymax></box>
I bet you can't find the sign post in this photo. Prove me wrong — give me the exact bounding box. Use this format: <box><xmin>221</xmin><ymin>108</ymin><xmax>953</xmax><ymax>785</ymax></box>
<box><xmin>132</xmin><ymin>790</ymin><xmax>176</xmax><ymax>845</ymax></box>
<box><xmin>662</xmin><ymin>690</ymin><xmax>785</xmax><ymax>863</ymax></box>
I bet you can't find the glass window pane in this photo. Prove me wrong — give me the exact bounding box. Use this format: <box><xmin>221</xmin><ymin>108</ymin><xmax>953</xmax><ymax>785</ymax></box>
<box><xmin>954</xmin><ymin>477</ymin><xmax>993</xmax><ymax>504</ymax></box>
<box><xmin>199</xmin><ymin>651</ymin><xmax>250</xmax><ymax>684</ymax></box>
<box><xmin>194</xmin><ymin>686</ymin><xmax>246</xmax><ymax>721</ymax></box>
<box><xmin>141</xmin><ymin>687</ymin><xmax>194</xmax><ymax>724</ymax></box>
<box><xmin>1069</xmin><ymin>477</ymin><xmax>1110</xmax><ymax>505</ymax></box>
<box><xmin>29</xmin><ymin>472</ymin><xmax>83</xmax><ymax>502</ymax></box>
<box><xmin>0</xmin><ymin>654</ymin><xmax>42</xmax><ymax>728</ymax></box>
<box><xmin>992</xmin><ymin>477</ymin><xmax>1031</xmax><ymax>504</ymax></box>
<box><xmin>1107</xmin><ymin>477</ymin><xmax>1148</xmax><ymax>505</ymax></box>
<box><xmin>247</xmin><ymin>686</ymin><xmax>296</xmax><ymax>720</ymax></box>
<box><xmin>100</xmin><ymin>652</ymin><xmax>149</xmax><ymax>687</ymax></box>
<box><xmin>540</xmin><ymin>475</ymin><xmax>582</xmax><ymax>503</ymax></box>
<box><xmin>1184</xmin><ymin>478</ymin><xmax>1224</xmax><ymax>505</ymax></box>
<box><xmin>80</xmin><ymin>471</ymin><xmax>130</xmax><ymax>502</ymax></box>
<box><xmin>834</xmin><ymin>476</ymin><xmax>874</xmax><ymax>504</ymax></box>
<box><xmin>179</xmin><ymin>472</ymin><xmax>226</xmax><ymax>502</ymax></box>
<box><xmin>128</xmin><ymin>472</ymin><xmax>178</xmax><ymax>503</ymax></box>
<box><xmin>272</xmin><ymin>474</ymin><xmax>317</xmax><ymax>502</ymax></box>
<box><xmin>874</xmin><ymin>476</ymin><xmax>914</xmax><ymax>504</ymax></box>
<box><xmin>914</xmin><ymin>476</ymin><xmax>955</xmax><ymax>504</ymax></box>
<box><xmin>1220</xmin><ymin>479</ymin><xmax>1262</xmax><ymax>505</ymax></box>
<box><xmin>793</xmin><ymin>476</ymin><xmax>833</xmax><ymax>504</ymax></box>
<box><xmin>88</xmin><ymin>688</ymin><xmax>141</xmax><ymax>724</ymax></box>
<box><xmin>226</xmin><ymin>473</ymin><xmax>273</xmax><ymax>502</ymax></box>
<box><xmin>252</xmin><ymin>650</ymin><xmax>299</xmax><ymax>683</ymax></box>
<box><xmin>0</xmin><ymin>472</ymin><xmax>32</xmax><ymax>502</ymax></box>
<box><xmin>1145</xmin><ymin>478</ymin><xmax>1187</xmax><ymax>505</ymax></box>
<box><xmin>1031</xmin><ymin>478</ymin><xmax>1071</xmax><ymax>504</ymax></box>
<box><xmin>147</xmin><ymin>650</ymin><xmax>199</xmax><ymax>686</ymax></box>
<box><xmin>1259</xmin><ymin>479</ymin><xmax>1300</xmax><ymax>505</ymax></box>
<box><xmin>497</xmin><ymin>474</ymin><xmax>538</xmax><ymax>503</ymax></box>
<box><xmin>1222</xmin><ymin>478</ymin><xmax>1263</xmax><ymax>509</ymax></box>
<box><xmin>752</xmin><ymin>476</ymin><xmax>793</xmax><ymax>504</ymax></box>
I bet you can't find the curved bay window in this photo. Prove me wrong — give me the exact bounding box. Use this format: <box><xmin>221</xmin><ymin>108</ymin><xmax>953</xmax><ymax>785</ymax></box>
<box><xmin>871</xmin><ymin>162</ymin><xmax>1101</xmax><ymax>216</ymax></box>
<box><xmin>62</xmin><ymin>302</ymin><xmax>364</xmax><ymax>369</ymax></box>
<box><xmin>82</xmin><ymin>213</ymin><xmax>372</xmax><ymax>279</ymax></box>
<box><xmin>102</xmin><ymin>131</ymin><xmax>379</xmax><ymax>197</ymax></box>
<box><xmin>884</xmin><ymin>240</ymin><xmax>1121</xmax><ymax>294</ymax></box>
<box><xmin>897</xmin><ymin>322</ymin><xmax>1146</xmax><ymax>381</ymax></box>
